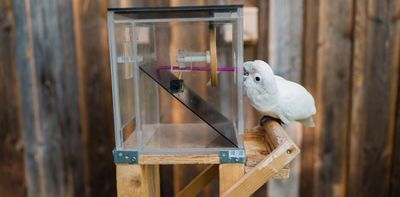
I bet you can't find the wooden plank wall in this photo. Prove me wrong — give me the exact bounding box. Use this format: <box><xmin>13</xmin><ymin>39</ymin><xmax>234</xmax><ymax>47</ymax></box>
<box><xmin>72</xmin><ymin>0</ymin><xmax>116</xmax><ymax>196</ymax></box>
<box><xmin>0</xmin><ymin>0</ymin><xmax>400</xmax><ymax>197</ymax></box>
<box><xmin>268</xmin><ymin>0</ymin><xmax>303</xmax><ymax>197</ymax></box>
<box><xmin>12</xmin><ymin>0</ymin><xmax>88</xmax><ymax>196</ymax></box>
<box><xmin>392</xmin><ymin>72</ymin><xmax>400</xmax><ymax>196</ymax></box>
<box><xmin>348</xmin><ymin>0</ymin><xmax>400</xmax><ymax>196</ymax></box>
<box><xmin>3</xmin><ymin>0</ymin><xmax>116</xmax><ymax>196</ymax></box>
<box><xmin>0</xmin><ymin>0</ymin><xmax>26</xmax><ymax>196</ymax></box>
<box><xmin>300</xmin><ymin>1</ymin><xmax>400</xmax><ymax>197</ymax></box>
<box><xmin>299</xmin><ymin>0</ymin><xmax>319</xmax><ymax>196</ymax></box>
<box><xmin>315</xmin><ymin>1</ymin><xmax>354</xmax><ymax>196</ymax></box>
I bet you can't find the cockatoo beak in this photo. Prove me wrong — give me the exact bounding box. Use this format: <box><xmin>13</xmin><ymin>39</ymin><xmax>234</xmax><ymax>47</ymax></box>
<box><xmin>243</xmin><ymin>61</ymin><xmax>253</xmax><ymax>82</ymax></box>
<box><xmin>243</xmin><ymin>68</ymin><xmax>249</xmax><ymax>81</ymax></box>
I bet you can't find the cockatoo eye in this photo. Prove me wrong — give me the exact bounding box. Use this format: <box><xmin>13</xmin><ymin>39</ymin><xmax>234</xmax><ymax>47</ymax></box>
<box><xmin>253</xmin><ymin>73</ymin><xmax>262</xmax><ymax>83</ymax></box>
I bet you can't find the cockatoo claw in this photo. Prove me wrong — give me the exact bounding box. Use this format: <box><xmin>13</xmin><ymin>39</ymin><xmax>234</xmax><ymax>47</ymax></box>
<box><xmin>259</xmin><ymin>115</ymin><xmax>284</xmax><ymax>126</ymax></box>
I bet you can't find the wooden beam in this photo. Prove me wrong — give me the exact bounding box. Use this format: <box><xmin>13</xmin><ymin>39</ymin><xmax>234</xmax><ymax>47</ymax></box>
<box><xmin>116</xmin><ymin>164</ymin><xmax>142</xmax><ymax>196</ymax></box>
<box><xmin>244</xmin><ymin>128</ymin><xmax>290</xmax><ymax>179</ymax></box>
<box><xmin>390</xmin><ymin>67</ymin><xmax>400</xmax><ymax>196</ymax></box>
<box><xmin>269</xmin><ymin>0</ymin><xmax>303</xmax><ymax>82</ymax></box>
<box><xmin>176</xmin><ymin>164</ymin><xmax>218</xmax><ymax>197</ymax></box>
<box><xmin>222</xmin><ymin>121</ymin><xmax>300</xmax><ymax>197</ymax></box>
<box><xmin>222</xmin><ymin>142</ymin><xmax>298</xmax><ymax>197</ymax></box>
<box><xmin>314</xmin><ymin>0</ymin><xmax>354</xmax><ymax>196</ymax></box>
<box><xmin>256</xmin><ymin>0</ymin><xmax>269</xmax><ymax>61</ymax></box>
<box><xmin>140</xmin><ymin>154</ymin><xmax>220</xmax><ymax>165</ymax></box>
<box><xmin>300</xmin><ymin>0</ymin><xmax>319</xmax><ymax>196</ymax></box>
<box><xmin>116</xmin><ymin>164</ymin><xmax>160</xmax><ymax>197</ymax></box>
<box><xmin>72</xmin><ymin>0</ymin><xmax>116</xmax><ymax>196</ymax></box>
<box><xmin>268</xmin><ymin>0</ymin><xmax>304</xmax><ymax>196</ymax></box>
<box><xmin>0</xmin><ymin>0</ymin><xmax>26</xmax><ymax>196</ymax></box>
<box><xmin>219</xmin><ymin>164</ymin><xmax>245</xmax><ymax>195</ymax></box>
<box><xmin>349</xmin><ymin>0</ymin><xmax>400</xmax><ymax>196</ymax></box>
<box><xmin>13</xmin><ymin>0</ymin><xmax>85</xmax><ymax>196</ymax></box>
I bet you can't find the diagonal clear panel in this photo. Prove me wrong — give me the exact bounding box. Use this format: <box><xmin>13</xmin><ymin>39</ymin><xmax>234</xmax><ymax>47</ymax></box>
<box><xmin>139</xmin><ymin>63</ymin><xmax>238</xmax><ymax>147</ymax></box>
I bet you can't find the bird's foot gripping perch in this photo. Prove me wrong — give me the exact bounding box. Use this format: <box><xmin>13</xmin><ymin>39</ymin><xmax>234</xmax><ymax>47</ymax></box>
<box><xmin>260</xmin><ymin>116</ymin><xmax>284</xmax><ymax>126</ymax></box>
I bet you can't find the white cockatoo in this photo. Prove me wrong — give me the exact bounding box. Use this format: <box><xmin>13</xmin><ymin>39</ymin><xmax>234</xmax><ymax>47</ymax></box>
<box><xmin>243</xmin><ymin>60</ymin><xmax>316</xmax><ymax>127</ymax></box>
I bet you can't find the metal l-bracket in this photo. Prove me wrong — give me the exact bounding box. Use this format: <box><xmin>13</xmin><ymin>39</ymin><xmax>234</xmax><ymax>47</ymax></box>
<box><xmin>219</xmin><ymin>149</ymin><xmax>246</xmax><ymax>163</ymax></box>
<box><xmin>113</xmin><ymin>149</ymin><xmax>139</xmax><ymax>164</ymax></box>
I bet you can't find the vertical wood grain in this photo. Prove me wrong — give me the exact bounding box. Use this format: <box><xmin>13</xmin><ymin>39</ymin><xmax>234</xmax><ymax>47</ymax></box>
<box><xmin>349</xmin><ymin>0</ymin><xmax>400</xmax><ymax>196</ymax></box>
<box><xmin>116</xmin><ymin>164</ymin><xmax>160</xmax><ymax>197</ymax></box>
<box><xmin>269</xmin><ymin>0</ymin><xmax>304</xmax><ymax>80</ymax></box>
<box><xmin>142</xmin><ymin>165</ymin><xmax>160</xmax><ymax>197</ymax></box>
<box><xmin>268</xmin><ymin>0</ymin><xmax>304</xmax><ymax>197</ymax></box>
<box><xmin>256</xmin><ymin>0</ymin><xmax>269</xmax><ymax>61</ymax></box>
<box><xmin>389</xmin><ymin>69</ymin><xmax>400</xmax><ymax>197</ymax></box>
<box><xmin>299</xmin><ymin>0</ymin><xmax>319</xmax><ymax>196</ymax></box>
<box><xmin>390</xmin><ymin>64</ymin><xmax>400</xmax><ymax>196</ymax></box>
<box><xmin>0</xmin><ymin>0</ymin><xmax>26</xmax><ymax>196</ymax></box>
<box><xmin>315</xmin><ymin>0</ymin><xmax>354</xmax><ymax>196</ymax></box>
<box><xmin>219</xmin><ymin>164</ymin><xmax>245</xmax><ymax>195</ymax></box>
<box><xmin>4</xmin><ymin>1</ymin><xmax>400</xmax><ymax>197</ymax></box>
<box><xmin>72</xmin><ymin>0</ymin><xmax>116</xmax><ymax>196</ymax></box>
<box><xmin>13</xmin><ymin>0</ymin><xmax>85</xmax><ymax>196</ymax></box>
<box><xmin>116</xmin><ymin>164</ymin><xmax>142</xmax><ymax>197</ymax></box>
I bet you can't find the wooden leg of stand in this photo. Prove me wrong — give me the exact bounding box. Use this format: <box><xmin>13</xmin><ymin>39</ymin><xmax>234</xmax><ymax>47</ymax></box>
<box><xmin>219</xmin><ymin>164</ymin><xmax>245</xmax><ymax>195</ymax></box>
<box><xmin>116</xmin><ymin>164</ymin><xmax>160</xmax><ymax>197</ymax></box>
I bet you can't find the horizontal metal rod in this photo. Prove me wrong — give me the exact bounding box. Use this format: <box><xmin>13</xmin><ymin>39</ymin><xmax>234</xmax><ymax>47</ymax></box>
<box><xmin>157</xmin><ymin>65</ymin><xmax>237</xmax><ymax>72</ymax></box>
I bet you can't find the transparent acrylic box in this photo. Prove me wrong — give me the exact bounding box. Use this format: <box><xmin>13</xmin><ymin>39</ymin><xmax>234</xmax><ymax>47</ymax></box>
<box><xmin>108</xmin><ymin>5</ymin><xmax>244</xmax><ymax>160</ymax></box>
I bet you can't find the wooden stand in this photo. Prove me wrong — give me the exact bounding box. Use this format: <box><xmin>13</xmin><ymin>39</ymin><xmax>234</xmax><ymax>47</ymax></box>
<box><xmin>115</xmin><ymin>120</ymin><xmax>300</xmax><ymax>196</ymax></box>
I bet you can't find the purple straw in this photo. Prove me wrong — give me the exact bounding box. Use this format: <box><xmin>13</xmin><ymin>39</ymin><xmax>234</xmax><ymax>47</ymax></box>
<box><xmin>157</xmin><ymin>65</ymin><xmax>236</xmax><ymax>72</ymax></box>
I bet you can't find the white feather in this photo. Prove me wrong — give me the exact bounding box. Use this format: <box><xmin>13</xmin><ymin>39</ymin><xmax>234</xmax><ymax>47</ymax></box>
<box><xmin>243</xmin><ymin>60</ymin><xmax>316</xmax><ymax>127</ymax></box>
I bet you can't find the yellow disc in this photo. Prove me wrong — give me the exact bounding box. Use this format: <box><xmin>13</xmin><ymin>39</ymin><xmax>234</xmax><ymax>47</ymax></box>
<box><xmin>209</xmin><ymin>24</ymin><xmax>218</xmax><ymax>87</ymax></box>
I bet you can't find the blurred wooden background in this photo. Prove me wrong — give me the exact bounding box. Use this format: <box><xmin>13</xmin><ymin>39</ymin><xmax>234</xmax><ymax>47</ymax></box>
<box><xmin>0</xmin><ymin>0</ymin><xmax>399</xmax><ymax>196</ymax></box>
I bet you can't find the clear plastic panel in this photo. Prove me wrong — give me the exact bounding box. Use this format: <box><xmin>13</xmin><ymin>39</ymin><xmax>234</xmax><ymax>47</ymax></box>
<box><xmin>123</xmin><ymin>78</ymin><xmax>236</xmax><ymax>151</ymax></box>
<box><xmin>110</xmin><ymin>7</ymin><xmax>243</xmax><ymax>153</ymax></box>
<box><xmin>145</xmin><ymin>20</ymin><xmax>238</xmax><ymax>141</ymax></box>
<box><xmin>113</xmin><ymin>23</ymin><xmax>137</xmax><ymax>148</ymax></box>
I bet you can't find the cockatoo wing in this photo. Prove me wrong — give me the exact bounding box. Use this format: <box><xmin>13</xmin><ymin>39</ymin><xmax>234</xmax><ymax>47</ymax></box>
<box><xmin>274</xmin><ymin>76</ymin><xmax>316</xmax><ymax>122</ymax></box>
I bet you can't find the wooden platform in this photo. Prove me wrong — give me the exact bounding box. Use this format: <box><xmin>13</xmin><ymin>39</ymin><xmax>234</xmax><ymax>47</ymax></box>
<box><xmin>116</xmin><ymin>120</ymin><xmax>300</xmax><ymax>196</ymax></box>
<box><xmin>244</xmin><ymin>126</ymin><xmax>290</xmax><ymax>179</ymax></box>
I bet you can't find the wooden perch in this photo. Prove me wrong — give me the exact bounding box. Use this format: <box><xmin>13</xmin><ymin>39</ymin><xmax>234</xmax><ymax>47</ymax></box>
<box><xmin>244</xmin><ymin>126</ymin><xmax>290</xmax><ymax>179</ymax></box>
<box><xmin>221</xmin><ymin>120</ymin><xmax>300</xmax><ymax>196</ymax></box>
